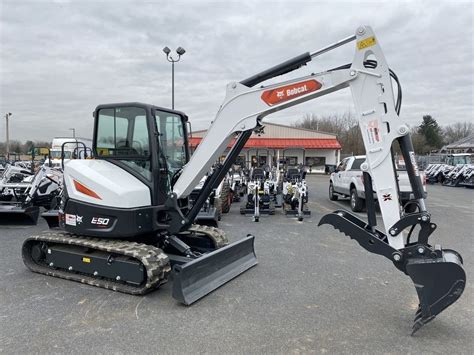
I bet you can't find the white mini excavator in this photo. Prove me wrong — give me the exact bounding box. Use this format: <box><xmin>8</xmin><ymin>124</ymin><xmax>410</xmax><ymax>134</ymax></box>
<box><xmin>22</xmin><ymin>26</ymin><xmax>465</xmax><ymax>334</ymax></box>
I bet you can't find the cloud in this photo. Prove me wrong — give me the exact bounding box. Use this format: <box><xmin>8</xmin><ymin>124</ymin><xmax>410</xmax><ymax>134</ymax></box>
<box><xmin>0</xmin><ymin>0</ymin><xmax>472</xmax><ymax>142</ymax></box>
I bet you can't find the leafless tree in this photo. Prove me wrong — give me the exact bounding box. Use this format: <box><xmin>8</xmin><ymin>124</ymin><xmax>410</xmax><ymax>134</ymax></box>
<box><xmin>443</xmin><ymin>121</ymin><xmax>473</xmax><ymax>144</ymax></box>
<box><xmin>296</xmin><ymin>112</ymin><xmax>363</xmax><ymax>154</ymax></box>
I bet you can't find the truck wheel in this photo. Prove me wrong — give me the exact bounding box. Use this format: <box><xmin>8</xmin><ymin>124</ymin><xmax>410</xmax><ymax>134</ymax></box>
<box><xmin>329</xmin><ymin>182</ymin><xmax>338</xmax><ymax>201</ymax></box>
<box><xmin>350</xmin><ymin>187</ymin><xmax>365</xmax><ymax>212</ymax></box>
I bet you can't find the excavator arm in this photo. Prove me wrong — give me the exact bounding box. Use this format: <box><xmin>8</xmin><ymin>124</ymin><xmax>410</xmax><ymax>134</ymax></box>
<box><xmin>172</xmin><ymin>25</ymin><xmax>465</xmax><ymax>333</ymax></box>
<box><xmin>173</xmin><ymin>26</ymin><xmax>405</xmax><ymax>248</ymax></box>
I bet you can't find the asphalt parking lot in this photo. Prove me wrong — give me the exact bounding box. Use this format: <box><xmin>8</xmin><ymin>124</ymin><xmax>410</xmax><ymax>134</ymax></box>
<box><xmin>0</xmin><ymin>175</ymin><xmax>472</xmax><ymax>354</ymax></box>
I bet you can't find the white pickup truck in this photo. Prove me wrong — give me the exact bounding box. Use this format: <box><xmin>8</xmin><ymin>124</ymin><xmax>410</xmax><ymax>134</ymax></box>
<box><xmin>329</xmin><ymin>155</ymin><xmax>426</xmax><ymax>212</ymax></box>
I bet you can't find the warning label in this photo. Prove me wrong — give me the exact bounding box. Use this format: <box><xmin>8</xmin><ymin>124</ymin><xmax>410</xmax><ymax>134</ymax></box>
<box><xmin>65</xmin><ymin>214</ymin><xmax>77</xmax><ymax>226</ymax></box>
<box><xmin>357</xmin><ymin>36</ymin><xmax>376</xmax><ymax>50</ymax></box>
<box><xmin>366</xmin><ymin>119</ymin><xmax>381</xmax><ymax>144</ymax></box>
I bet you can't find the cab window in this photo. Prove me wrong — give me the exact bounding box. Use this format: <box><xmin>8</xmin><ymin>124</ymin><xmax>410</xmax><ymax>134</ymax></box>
<box><xmin>350</xmin><ymin>158</ymin><xmax>365</xmax><ymax>171</ymax></box>
<box><xmin>337</xmin><ymin>159</ymin><xmax>348</xmax><ymax>172</ymax></box>
<box><xmin>96</xmin><ymin>106</ymin><xmax>151</xmax><ymax>180</ymax></box>
<box><xmin>155</xmin><ymin>110</ymin><xmax>187</xmax><ymax>175</ymax></box>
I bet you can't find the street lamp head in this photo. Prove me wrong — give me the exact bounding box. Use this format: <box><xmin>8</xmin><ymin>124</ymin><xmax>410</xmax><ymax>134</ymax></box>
<box><xmin>176</xmin><ymin>47</ymin><xmax>186</xmax><ymax>56</ymax></box>
<box><xmin>7</xmin><ymin>112</ymin><xmax>12</xmax><ymax>117</ymax></box>
<box><xmin>163</xmin><ymin>46</ymin><xmax>171</xmax><ymax>55</ymax></box>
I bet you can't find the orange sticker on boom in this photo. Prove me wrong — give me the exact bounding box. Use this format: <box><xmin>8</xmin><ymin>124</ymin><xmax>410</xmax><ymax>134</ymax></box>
<box><xmin>261</xmin><ymin>79</ymin><xmax>322</xmax><ymax>106</ymax></box>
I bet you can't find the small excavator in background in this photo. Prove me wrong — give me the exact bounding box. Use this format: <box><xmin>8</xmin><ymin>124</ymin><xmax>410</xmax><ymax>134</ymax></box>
<box><xmin>240</xmin><ymin>167</ymin><xmax>276</xmax><ymax>221</ymax></box>
<box><xmin>22</xmin><ymin>25</ymin><xmax>465</xmax><ymax>334</ymax></box>
<box><xmin>282</xmin><ymin>166</ymin><xmax>311</xmax><ymax>221</ymax></box>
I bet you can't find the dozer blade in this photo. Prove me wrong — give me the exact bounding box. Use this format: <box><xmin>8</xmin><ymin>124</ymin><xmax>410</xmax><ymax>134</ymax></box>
<box><xmin>172</xmin><ymin>235</ymin><xmax>257</xmax><ymax>305</ymax></box>
<box><xmin>41</xmin><ymin>209</ymin><xmax>60</xmax><ymax>228</ymax></box>
<box><xmin>407</xmin><ymin>249</ymin><xmax>466</xmax><ymax>335</ymax></box>
<box><xmin>0</xmin><ymin>204</ymin><xmax>39</xmax><ymax>225</ymax></box>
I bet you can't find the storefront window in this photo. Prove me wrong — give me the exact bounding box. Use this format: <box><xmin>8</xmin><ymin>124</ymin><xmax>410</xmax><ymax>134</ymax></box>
<box><xmin>305</xmin><ymin>157</ymin><xmax>326</xmax><ymax>169</ymax></box>
<box><xmin>286</xmin><ymin>156</ymin><xmax>298</xmax><ymax>166</ymax></box>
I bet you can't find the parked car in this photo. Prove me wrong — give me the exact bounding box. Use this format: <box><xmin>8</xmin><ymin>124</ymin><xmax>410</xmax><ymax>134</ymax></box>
<box><xmin>329</xmin><ymin>155</ymin><xmax>426</xmax><ymax>212</ymax></box>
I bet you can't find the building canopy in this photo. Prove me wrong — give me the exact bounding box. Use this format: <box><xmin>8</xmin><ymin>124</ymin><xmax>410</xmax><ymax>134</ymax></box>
<box><xmin>189</xmin><ymin>122</ymin><xmax>341</xmax><ymax>150</ymax></box>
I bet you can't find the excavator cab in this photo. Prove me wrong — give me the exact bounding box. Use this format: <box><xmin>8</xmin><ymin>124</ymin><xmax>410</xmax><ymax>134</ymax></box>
<box><xmin>93</xmin><ymin>104</ymin><xmax>189</xmax><ymax>206</ymax></box>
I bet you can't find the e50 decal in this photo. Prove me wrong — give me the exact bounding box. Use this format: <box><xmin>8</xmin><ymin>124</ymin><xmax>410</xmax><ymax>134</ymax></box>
<box><xmin>91</xmin><ymin>217</ymin><xmax>110</xmax><ymax>226</ymax></box>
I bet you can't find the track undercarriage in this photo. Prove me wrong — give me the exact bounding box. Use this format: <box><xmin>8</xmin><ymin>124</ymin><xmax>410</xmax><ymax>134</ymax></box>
<box><xmin>22</xmin><ymin>225</ymin><xmax>257</xmax><ymax>304</ymax></box>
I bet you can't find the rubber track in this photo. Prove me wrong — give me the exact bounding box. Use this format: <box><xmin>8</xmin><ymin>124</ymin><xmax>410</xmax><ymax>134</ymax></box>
<box><xmin>22</xmin><ymin>232</ymin><xmax>171</xmax><ymax>295</ymax></box>
<box><xmin>219</xmin><ymin>182</ymin><xmax>231</xmax><ymax>213</ymax></box>
<box><xmin>187</xmin><ymin>224</ymin><xmax>229</xmax><ymax>248</ymax></box>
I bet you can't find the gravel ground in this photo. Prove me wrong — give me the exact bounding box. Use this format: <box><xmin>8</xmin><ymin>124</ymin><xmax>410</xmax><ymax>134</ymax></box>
<box><xmin>0</xmin><ymin>175</ymin><xmax>472</xmax><ymax>354</ymax></box>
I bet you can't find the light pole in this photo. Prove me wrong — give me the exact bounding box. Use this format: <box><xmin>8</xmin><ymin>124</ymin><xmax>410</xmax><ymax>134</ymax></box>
<box><xmin>69</xmin><ymin>128</ymin><xmax>76</xmax><ymax>138</ymax></box>
<box><xmin>163</xmin><ymin>46</ymin><xmax>186</xmax><ymax>109</ymax></box>
<box><xmin>5</xmin><ymin>113</ymin><xmax>12</xmax><ymax>161</ymax></box>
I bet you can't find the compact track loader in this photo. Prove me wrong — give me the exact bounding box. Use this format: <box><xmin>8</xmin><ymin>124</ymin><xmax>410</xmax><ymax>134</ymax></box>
<box><xmin>23</xmin><ymin>25</ymin><xmax>465</xmax><ymax>333</ymax></box>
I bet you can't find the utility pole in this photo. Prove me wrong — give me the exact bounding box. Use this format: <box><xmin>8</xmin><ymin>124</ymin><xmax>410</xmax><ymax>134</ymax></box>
<box><xmin>69</xmin><ymin>128</ymin><xmax>76</xmax><ymax>138</ymax></box>
<box><xmin>163</xmin><ymin>47</ymin><xmax>186</xmax><ymax>109</ymax></box>
<box><xmin>5</xmin><ymin>113</ymin><xmax>12</xmax><ymax>161</ymax></box>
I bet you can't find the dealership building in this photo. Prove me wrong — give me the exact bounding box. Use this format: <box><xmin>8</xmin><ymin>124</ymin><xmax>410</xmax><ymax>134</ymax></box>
<box><xmin>190</xmin><ymin>122</ymin><xmax>341</xmax><ymax>172</ymax></box>
<box><xmin>440</xmin><ymin>134</ymin><xmax>474</xmax><ymax>154</ymax></box>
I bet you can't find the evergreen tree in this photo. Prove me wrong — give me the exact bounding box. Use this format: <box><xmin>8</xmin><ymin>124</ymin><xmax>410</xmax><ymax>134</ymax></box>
<box><xmin>419</xmin><ymin>115</ymin><xmax>443</xmax><ymax>150</ymax></box>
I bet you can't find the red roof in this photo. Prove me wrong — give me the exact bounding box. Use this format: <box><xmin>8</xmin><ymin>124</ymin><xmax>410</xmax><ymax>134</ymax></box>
<box><xmin>189</xmin><ymin>137</ymin><xmax>341</xmax><ymax>149</ymax></box>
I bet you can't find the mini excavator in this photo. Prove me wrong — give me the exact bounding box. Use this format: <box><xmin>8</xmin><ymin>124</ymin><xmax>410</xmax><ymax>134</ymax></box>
<box><xmin>22</xmin><ymin>26</ymin><xmax>465</xmax><ymax>334</ymax></box>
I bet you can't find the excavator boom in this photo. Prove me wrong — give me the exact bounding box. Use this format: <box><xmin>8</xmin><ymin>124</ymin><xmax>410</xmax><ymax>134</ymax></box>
<box><xmin>171</xmin><ymin>25</ymin><xmax>466</xmax><ymax>333</ymax></box>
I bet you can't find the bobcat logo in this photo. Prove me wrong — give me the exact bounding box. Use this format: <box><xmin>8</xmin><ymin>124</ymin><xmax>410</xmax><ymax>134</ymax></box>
<box><xmin>383</xmin><ymin>194</ymin><xmax>392</xmax><ymax>201</ymax></box>
<box><xmin>276</xmin><ymin>90</ymin><xmax>285</xmax><ymax>99</ymax></box>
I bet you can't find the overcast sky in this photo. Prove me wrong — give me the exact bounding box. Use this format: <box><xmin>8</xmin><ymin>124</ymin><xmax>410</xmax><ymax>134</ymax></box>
<box><xmin>0</xmin><ymin>0</ymin><xmax>472</xmax><ymax>142</ymax></box>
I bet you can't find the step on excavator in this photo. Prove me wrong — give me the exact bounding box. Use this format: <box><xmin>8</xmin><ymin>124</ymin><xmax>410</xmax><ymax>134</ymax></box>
<box><xmin>22</xmin><ymin>25</ymin><xmax>465</xmax><ymax>333</ymax></box>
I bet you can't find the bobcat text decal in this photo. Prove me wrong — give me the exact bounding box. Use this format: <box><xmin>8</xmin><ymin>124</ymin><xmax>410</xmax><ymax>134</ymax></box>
<box><xmin>261</xmin><ymin>79</ymin><xmax>322</xmax><ymax>106</ymax></box>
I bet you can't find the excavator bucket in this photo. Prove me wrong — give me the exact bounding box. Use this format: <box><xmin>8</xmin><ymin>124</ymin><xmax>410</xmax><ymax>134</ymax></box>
<box><xmin>319</xmin><ymin>210</ymin><xmax>466</xmax><ymax>334</ymax></box>
<box><xmin>172</xmin><ymin>235</ymin><xmax>257</xmax><ymax>305</ymax></box>
<box><xmin>0</xmin><ymin>204</ymin><xmax>39</xmax><ymax>225</ymax></box>
<box><xmin>407</xmin><ymin>249</ymin><xmax>466</xmax><ymax>334</ymax></box>
<box><xmin>41</xmin><ymin>209</ymin><xmax>60</xmax><ymax>228</ymax></box>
